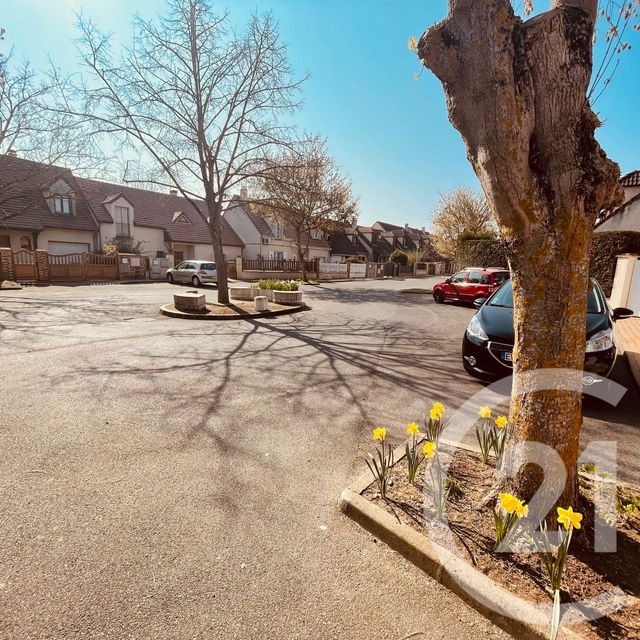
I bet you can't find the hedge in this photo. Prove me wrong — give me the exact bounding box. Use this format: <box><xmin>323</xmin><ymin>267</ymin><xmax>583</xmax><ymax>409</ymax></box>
<box><xmin>456</xmin><ymin>231</ymin><xmax>640</xmax><ymax>297</ymax></box>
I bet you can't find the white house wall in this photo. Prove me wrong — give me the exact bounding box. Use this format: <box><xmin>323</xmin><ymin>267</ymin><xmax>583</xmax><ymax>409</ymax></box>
<box><xmin>596</xmin><ymin>198</ymin><xmax>640</xmax><ymax>233</ymax></box>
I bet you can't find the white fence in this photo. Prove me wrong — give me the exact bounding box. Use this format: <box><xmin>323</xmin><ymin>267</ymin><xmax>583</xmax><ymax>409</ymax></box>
<box><xmin>348</xmin><ymin>263</ymin><xmax>366</xmax><ymax>278</ymax></box>
<box><xmin>319</xmin><ymin>262</ymin><xmax>348</xmax><ymax>275</ymax></box>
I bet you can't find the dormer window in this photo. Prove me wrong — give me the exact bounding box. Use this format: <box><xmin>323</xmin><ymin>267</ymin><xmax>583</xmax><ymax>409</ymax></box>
<box><xmin>172</xmin><ymin>212</ymin><xmax>191</xmax><ymax>224</ymax></box>
<box><xmin>53</xmin><ymin>195</ymin><xmax>71</xmax><ymax>214</ymax></box>
<box><xmin>274</xmin><ymin>221</ymin><xmax>282</xmax><ymax>239</ymax></box>
<box><xmin>115</xmin><ymin>205</ymin><xmax>131</xmax><ymax>236</ymax></box>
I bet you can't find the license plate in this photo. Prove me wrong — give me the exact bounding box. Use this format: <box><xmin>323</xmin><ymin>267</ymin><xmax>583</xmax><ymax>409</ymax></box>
<box><xmin>502</xmin><ymin>352</ymin><xmax>513</xmax><ymax>362</ymax></box>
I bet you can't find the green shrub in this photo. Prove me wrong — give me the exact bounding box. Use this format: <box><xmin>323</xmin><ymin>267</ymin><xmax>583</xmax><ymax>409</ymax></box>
<box><xmin>455</xmin><ymin>239</ymin><xmax>507</xmax><ymax>269</ymax></box>
<box><xmin>590</xmin><ymin>231</ymin><xmax>640</xmax><ymax>296</ymax></box>
<box><xmin>254</xmin><ymin>279</ymin><xmax>300</xmax><ymax>291</ymax></box>
<box><xmin>389</xmin><ymin>249</ymin><xmax>408</xmax><ymax>265</ymax></box>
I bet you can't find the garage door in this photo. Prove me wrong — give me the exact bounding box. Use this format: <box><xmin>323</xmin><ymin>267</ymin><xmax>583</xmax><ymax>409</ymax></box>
<box><xmin>48</xmin><ymin>241</ymin><xmax>90</xmax><ymax>255</ymax></box>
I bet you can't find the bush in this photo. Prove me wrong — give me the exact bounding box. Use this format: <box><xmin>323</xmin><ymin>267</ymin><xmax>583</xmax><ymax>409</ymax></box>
<box><xmin>456</xmin><ymin>239</ymin><xmax>507</xmax><ymax>269</ymax></box>
<box><xmin>102</xmin><ymin>235</ymin><xmax>145</xmax><ymax>256</ymax></box>
<box><xmin>252</xmin><ymin>279</ymin><xmax>300</xmax><ymax>291</ymax></box>
<box><xmin>590</xmin><ymin>231</ymin><xmax>640</xmax><ymax>296</ymax></box>
<box><xmin>389</xmin><ymin>249</ymin><xmax>408</xmax><ymax>266</ymax></box>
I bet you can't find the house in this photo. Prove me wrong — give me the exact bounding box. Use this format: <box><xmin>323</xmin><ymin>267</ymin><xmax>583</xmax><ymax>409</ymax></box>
<box><xmin>76</xmin><ymin>178</ymin><xmax>243</xmax><ymax>262</ymax></box>
<box><xmin>0</xmin><ymin>154</ymin><xmax>100</xmax><ymax>253</ymax></box>
<box><xmin>0</xmin><ymin>153</ymin><xmax>244</xmax><ymax>262</ymax></box>
<box><xmin>327</xmin><ymin>227</ymin><xmax>369</xmax><ymax>262</ymax></box>
<box><xmin>595</xmin><ymin>170</ymin><xmax>640</xmax><ymax>233</ymax></box>
<box><xmin>223</xmin><ymin>192</ymin><xmax>332</xmax><ymax>262</ymax></box>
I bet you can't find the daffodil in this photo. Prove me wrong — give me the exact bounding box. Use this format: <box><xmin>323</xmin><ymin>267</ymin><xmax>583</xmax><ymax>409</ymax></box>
<box><xmin>479</xmin><ymin>406</ymin><xmax>492</xmax><ymax>419</ymax></box>
<box><xmin>422</xmin><ymin>441</ymin><xmax>436</xmax><ymax>459</ymax></box>
<box><xmin>515</xmin><ymin>502</ymin><xmax>528</xmax><ymax>518</ymax></box>
<box><xmin>432</xmin><ymin>401</ymin><xmax>444</xmax><ymax>414</ymax></box>
<box><xmin>499</xmin><ymin>492</ymin><xmax>520</xmax><ymax>513</ymax></box>
<box><xmin>495</xmin><ymin>416</ymin><xmax>508</xmax><ymax>429</ymax></box>
<box><xmin>406</xmin><ymin>422</ymin><xmax>421</xmax><ymax>436</ymax></box>
<box><xmin>557</xmin><ymin>506</ymin><xmax>582</xmax><ymax>531</ymax></box>
<box><xmin>429</xmin><ymin>408</ymin><xmax>442</xmax><ymax>421</ymax></box>
<box><xmin>372</xmin><ymin>427</ymin><xmax>387</xmax><ymax>442</ymax></box>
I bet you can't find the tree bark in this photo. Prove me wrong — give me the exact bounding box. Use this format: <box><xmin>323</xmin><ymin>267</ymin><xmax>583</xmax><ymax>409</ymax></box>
<box><xmin>296</xmin><ymin>229</ymin><xmax>307</xmax><ymax>282</ymax></box>
<box><xmin>207</xmin><ymin>200</ymin><xmax>229</xmax><ymax>304</ymax></box>
<box><xmin>417</xmin><ymin>0</ymin><xmax>622</xmax><ymax>506</ymax></box>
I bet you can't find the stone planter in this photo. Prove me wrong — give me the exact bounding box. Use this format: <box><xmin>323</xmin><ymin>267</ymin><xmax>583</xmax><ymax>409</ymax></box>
<box><xmin>258</xmin><ymin>288</ymin><xmax>274</xmax><ymax>301</ymax></box>
<box><xmin>272</xmin><ymin>289</ymin><xmax>303</xmax><ymax>305</ymax></box>
<box><xmin>174</xmin><ymin>289</ymin><xmax>206</xmax><ymax>312</ymax></box>
<box><xmin>229</xmin><ymin>286</ymin><xmax>256</xmax><ymax>301</ymax></box>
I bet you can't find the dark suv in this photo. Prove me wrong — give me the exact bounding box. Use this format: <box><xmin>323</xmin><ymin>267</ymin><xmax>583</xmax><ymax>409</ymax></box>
<box><xmin>432</xmin><ymin>267</ymin><xmax>510</xmax><ymax>304</ymax></box>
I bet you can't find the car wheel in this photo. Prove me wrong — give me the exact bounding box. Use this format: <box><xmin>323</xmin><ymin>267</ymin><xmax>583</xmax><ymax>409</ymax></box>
<box><xmin>433</xmin><ymin>290</ymin><xmax>445</xmax><ymax>304</ymax></box>
<box><xmin>191</xmin><ymin>275</ymin><xmax>201</xmax><ymax>288</ymax></box>
<box><xmin>167</xmin><ymin>273</ymin><xmax>174</xmax><ymax>284</ymax></box>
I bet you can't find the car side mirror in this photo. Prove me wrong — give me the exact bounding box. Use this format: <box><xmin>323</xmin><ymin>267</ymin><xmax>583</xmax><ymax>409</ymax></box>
<box><xmin>612</xmin><ymin>307</ymin><xmax>635</xmax><ymax>321</ymax></box>
<box><xmin>474</xmin><ymin>297</ymin><xmax>487</xmax><ymax>309</ymax></box>
<box><xmin>445</xmin><ymin>278</ymin><xmax>451</xmax><ymax>284</ymax></box>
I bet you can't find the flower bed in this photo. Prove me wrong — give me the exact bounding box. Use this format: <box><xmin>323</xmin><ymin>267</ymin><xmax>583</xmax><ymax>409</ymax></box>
<box><xmin>358</xmin><ymin>407</ymin><xmax>640</xmax><ymax>640</ymax></box>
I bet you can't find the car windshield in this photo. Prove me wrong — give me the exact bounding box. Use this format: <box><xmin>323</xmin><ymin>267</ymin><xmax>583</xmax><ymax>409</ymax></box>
<box><xmin>488</xmin><ymin>280</ymin><xmax>604</xmax><ymax>313</ymax></box>
<box><xmin>201</xmin><ymin>263</ymin><xmax>215</xmax><ymax>271</ymax></box>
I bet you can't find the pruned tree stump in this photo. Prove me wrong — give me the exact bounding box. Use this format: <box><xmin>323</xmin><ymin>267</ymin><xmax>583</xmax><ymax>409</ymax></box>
<box><xmin>174</xmin><ymin>290</ymin><xmax>206</xmax><ymax>312</ymax></box>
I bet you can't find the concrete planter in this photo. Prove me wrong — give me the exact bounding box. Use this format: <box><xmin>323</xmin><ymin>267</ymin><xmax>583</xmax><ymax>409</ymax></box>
<box><xmin>272</xmin><ymin>289</ymin><xmax>303</xmax><ymax>305</ymax></box>
<box><xmin>174</xmin><ymin>289</ymin><xmax>206</xmax><ymax>312</ymax></box>
<box><xmin>256</xmin><ymin>288</ymin><xmax>274</xmax><ymax>301</ymax></box>
<box><xmin>229</xmin><ymin>286</ymin><xmax>256</xmax><ymax>301</ymax></box>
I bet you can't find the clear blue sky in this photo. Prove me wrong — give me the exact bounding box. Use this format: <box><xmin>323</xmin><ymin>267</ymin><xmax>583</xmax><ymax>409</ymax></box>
<box><xmin>3</xmin><ymin>0</ymin><xmax>639</xmax><ymax>229</ymax></box>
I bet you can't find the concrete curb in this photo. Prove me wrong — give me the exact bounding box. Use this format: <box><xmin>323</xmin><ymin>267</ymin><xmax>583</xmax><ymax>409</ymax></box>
<box><xmin>159</xmin><ymin>302</ymin><xmax>308</xmax><ymax>321</ymax></box>
<box><xmin>340</xmin><ymin>443</ymin><xmax>586</xmax><ymax>640</ymax></box>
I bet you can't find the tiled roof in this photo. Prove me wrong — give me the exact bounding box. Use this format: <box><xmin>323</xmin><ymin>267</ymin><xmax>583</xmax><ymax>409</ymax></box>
<box><xmin>284</xmin><ymin>225</ymin><xmax>331</xmax><ymax>249</ymax></box>
<box><xmin>0</xmin><ymin>155</ymin><xmax>98</xmax><ymax>232</ymax></box>
<box><xmin>375</xmin><ymin>221</ymin><xmax>402</xmax><ymax>231</ymax></box>
<box><xmin>329</xmin><ymin>231</ymin><xmax>368</xmax><ymax>256</ymax></box>
<box><xmin>620</xmin><ymin>170</ymin><xmax>640</xmax><ymax>188</ymax></box>
<box><xmin>226</xmin><ymin>196</ymin><xmax>275</xmax><ymax>237</ymax></box>
<box><xmin>76</xmin><ymin>177</ymin><xmax>244</xmax><ymax>246</ymax></box>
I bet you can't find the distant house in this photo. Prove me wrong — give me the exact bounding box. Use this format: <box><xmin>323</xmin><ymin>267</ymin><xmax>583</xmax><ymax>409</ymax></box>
<box><xmin>327</xmin><ymin>228</ymin><xmax>369</xmax><ymax>262</ymax></box>
<box><xmin>0</xmin><ymin>153</ymin><xmax>244</xmax><ymax>262</ymax></box>
<box><xmin>595</xmin><ymin>170</ymin><xmax>640</xmax><ymax>233</ymax></box>
<box><xmin>223</xmin><ymin>192</ymin><xmax>332</xmax><ymax>262</ymax></box>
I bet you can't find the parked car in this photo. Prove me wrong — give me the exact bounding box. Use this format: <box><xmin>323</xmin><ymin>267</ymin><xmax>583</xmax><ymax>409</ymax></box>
<box><xmin>462</xmin><ymin>278</ymin><xmax>635</xmax><ymax>383</ymax></box>
<box><xmin>432</xmin><ymin>267</ymin><xmax>510</xmax><ymax>304</ymax></box>
<box><xmin>166</xmin><ymin>260</ymin><xmax>217</xmax><ymax>287</ymax></box>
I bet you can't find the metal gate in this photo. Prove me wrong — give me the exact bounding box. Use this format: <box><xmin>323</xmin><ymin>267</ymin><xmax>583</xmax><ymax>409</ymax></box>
<box><xmin>85</xmin><ymin>253</ymin><xmax>119</xmax><ymax>280</ymax></box>
<box><xmin>48</xmin><ymin>253</ymin><xmax>84</xmax><ymax>281</ymax></box>
<box><xmin>12</xmin><ymin>250</ymin><xmax>38</xmax><ymax>280</ymax></box>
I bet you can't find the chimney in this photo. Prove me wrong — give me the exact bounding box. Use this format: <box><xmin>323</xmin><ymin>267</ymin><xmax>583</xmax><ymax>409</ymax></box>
<box><xmin>240</xmin><ymin>186</ymin><xmax>248</xmax><ymax>199</ymax></box>
<box><xmin>421</xmin><ymin>226</ymin><xmax>426</xmax><ymax>232</ymax></box>
<box><xmin>404</xmin><ymin>223</ymin><xmax>409</xmax><ymax>229</ymax></box>
<box><xmin>169</xmin><ymin>188</ymin><xmax>178</xmax><ymax>195</ymax></box>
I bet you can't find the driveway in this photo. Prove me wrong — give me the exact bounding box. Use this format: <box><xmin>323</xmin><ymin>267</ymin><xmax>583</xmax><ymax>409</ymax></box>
<box><xmin>0</xmin><ymin>279</ymin><xmax>637</xmax><ymax>639</ymax></box>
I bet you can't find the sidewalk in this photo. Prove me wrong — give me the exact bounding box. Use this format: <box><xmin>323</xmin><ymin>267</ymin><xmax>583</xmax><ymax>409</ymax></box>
<box><xmin>615</xmin><ymin>316</ymin><xmax>640</xmax><ymax>389</ymax></box>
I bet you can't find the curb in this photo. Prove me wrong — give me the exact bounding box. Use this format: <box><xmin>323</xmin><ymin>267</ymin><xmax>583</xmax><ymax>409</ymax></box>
<box><xmin>340</xmin><ymin>444</ymin><xmax>586</xmax><ymax>640</ymax></box>
<box><xmin>159</xmin><ymin>302</ymin><xmax>308</xmax><ymax>321</ymax></box>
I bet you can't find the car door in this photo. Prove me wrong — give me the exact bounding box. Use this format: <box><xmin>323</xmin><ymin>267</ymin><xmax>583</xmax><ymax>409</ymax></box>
<box><xmin>448</xmin><ymin>271</ymin><xmax>468</xmax><ymax>299</ymax></box>
<box><xmin>176</xmin><ymin>261</ymin><xmax>192</xmax><ymax>282</ymax></box>
<box><xmin>465</xmin><ymin>270</ymin><xmax>485</xmax><ymax>301</ymax></box>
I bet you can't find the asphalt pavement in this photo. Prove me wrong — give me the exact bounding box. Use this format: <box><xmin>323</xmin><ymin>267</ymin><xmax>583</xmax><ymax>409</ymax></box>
<box><xmin>0</xmin><ymin>277</ymin><xmax>637</xmax><ymax>639</ymax></box>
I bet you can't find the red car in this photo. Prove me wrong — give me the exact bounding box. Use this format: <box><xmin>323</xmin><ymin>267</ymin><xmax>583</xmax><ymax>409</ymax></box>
<box><xmin>432</xmin><ymin>267</ymin><xmax>510</xmax><ymax>304</ymax></box>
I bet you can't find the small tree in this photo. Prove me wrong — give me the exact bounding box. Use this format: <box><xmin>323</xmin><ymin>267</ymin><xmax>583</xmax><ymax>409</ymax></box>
<box><xmin>389</xmin><ymin>249</ymin><xmax>409</xmax><ymax>266</ymax></box>
<box><xmin>102</xmin><ymin>235</ymin><xmax>145</xmax><ymax>256</ymax></box>
<box><xmin>256</xmin><ymin>136</ymin><xmax>358</xmax><ymax>280</ymax></box>
<box><xmin>431</xmin><ymin>188</ymin><xmax>494</xmax><ymax>259</ymax></box>
<box><xmin>59</xmin><ymin>0</ymin><xmax>304</xmax><ymax>304</ymax></box>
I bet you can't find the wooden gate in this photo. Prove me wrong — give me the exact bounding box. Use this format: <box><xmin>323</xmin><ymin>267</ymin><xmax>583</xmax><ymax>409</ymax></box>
<box><xmin>85</xmin><ymin>253</ymin><xmax>119</xmax><ymax>280</ymax></box>
<box><xmin>12</xmin><ymin>250</ymin><xmax>38</xmax><ymax>280</ymax></box>
<box><xmin>49</xmin><ymin>253</ymin><xmax>84</xmax><ymax>281</ymax></box>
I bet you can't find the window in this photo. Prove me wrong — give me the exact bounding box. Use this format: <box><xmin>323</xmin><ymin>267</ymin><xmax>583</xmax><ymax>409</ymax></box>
<box><xmin>20</xmin><ymin>236</ymin><xmax>32</xmax><ymax>250</ymax></box>
<box><xmin>492</xmin><ymin>272</ymin><xmax>510</xmax><ymax>286</ymax></box>
<box><xmin>53</xmin><ymin>195</ymin><xmax>71</xmax><ymax>214</ymax></box>
<box><xmin>450</xmin><ymin>272</ymin><xmax>466</xmax><ymax>284</ymax></box>
<box><xmin>467</xmin><ymin>271</ymin><xmax>483</xmax><ymax>284</ymax></box>
<box><xmin>115</xmin><ymin>206</ymin><xmax>131</xmax><ymax>236</ymax></box>
<box><xmin>311</xmin><ymin>228</ymin><xmax>322</xmax><ymax>240</ymax></box>
<box><xmin>274</xmin><ymin>222</ymin><xmax>282</xmax><ymax>239</ymax></box>
<box><xmin>0</xmin><ymin>235</ymin><xmax>10</xmax><ymax>247</ymax></box>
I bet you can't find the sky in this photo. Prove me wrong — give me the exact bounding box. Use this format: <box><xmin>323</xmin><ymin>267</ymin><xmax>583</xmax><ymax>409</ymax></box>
<box><xmin>2</xmin><ymin>0</ymin><xmax>639</xmax><ymax>229</ymax></box>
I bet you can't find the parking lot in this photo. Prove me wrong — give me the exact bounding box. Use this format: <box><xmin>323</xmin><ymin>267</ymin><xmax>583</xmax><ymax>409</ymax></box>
<box><xmin>0</xmin><ymin>278</ymin><xmax>638</xmax><ymax>639</ymax></box>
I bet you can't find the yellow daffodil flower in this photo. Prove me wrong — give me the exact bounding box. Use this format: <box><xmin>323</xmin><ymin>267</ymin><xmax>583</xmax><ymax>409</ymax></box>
<box><xmin>557</xmin><ymin>506</ymin><xmax>582</xmax><ymax>530</ymax></box>
<box><xmin>514</xmin><ymin>502</ymin><xmax>528</xmax><ymax>518</ymax></box>
<box><xmin>372</xmin><ymin>427</ymin><xmax>387</xmax><ymax>442</ymax></box>
<box><xmin>429</xmin><ymin>408</ymin><xmax>442</xmax><ymax>421</ymax></box>
<box><xmin>422</xmin><ymin>441</ymin><xmax>436</xmax><ymax>458</ymax></box>
<box><xmin>432</xmin><ymin>402</ymin><xmax>444</xmax><ymax>414</ymax></box>
<box><xmin>406</xmin><ymin>422</ymin><xmax>421</xmax><ymax>436</ymax></box>
<box><xmin>499</xmin><ymin>493</ymin><xmax>525</xmax><ymax>514</ymax></box>
<box><xmin>495</xmin><ymin>416</ymin><xmax>508</xmax><ymax>429</ymax></box>
<box><xmin>479</xmin><ymin>406</ymin><xmax>492</xmax><ymax>419</ymax></box>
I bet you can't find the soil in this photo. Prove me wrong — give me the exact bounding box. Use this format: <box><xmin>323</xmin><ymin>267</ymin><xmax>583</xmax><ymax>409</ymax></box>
<box><xmin>362</xmin><ymin>444</ymin><xmax>640</xmax><ymax>639</ymax></box>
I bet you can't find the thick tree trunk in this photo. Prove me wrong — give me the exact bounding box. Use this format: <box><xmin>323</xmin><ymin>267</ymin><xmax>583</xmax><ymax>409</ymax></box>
<box><xmin>417</xmin><ymin>0</ymin><xmax>622</xmax><ymax>507</ymax></box>
<box><xmin>207</xmin><ymin>200</ymin><xmax>229</xmax><ymax>304</ymax></box>
<box><xmin>296</xmin><ymin>229</ymin><xmax>306</xmax><ymax>282</ymax></box>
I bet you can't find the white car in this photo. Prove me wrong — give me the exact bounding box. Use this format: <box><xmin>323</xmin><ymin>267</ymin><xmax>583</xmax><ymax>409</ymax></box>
<box><xmin>166</xmin><ymin>260</ymin><xmax>217</xmax><ymax>287</ymax></box>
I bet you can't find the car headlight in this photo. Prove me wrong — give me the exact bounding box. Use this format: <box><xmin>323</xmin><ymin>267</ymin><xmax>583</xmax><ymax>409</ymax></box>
<box><xmin>467</xmin><ymin>314</ymin><xmax>488</xmax><ymax>345</ymax></box>
<box><xmin>585</xmin><ymin>328</ymin><xmax>613</xmax><ymax>352</ymax></box>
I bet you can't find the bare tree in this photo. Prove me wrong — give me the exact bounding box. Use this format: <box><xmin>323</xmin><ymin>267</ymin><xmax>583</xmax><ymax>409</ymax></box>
<box><xmin>431</xmin><ymin>188</ymin><xmax>494</xmax><ymax>259</ymax></box>
<box><xmin>255</xmin><ymin>136</ymin><xmax>358</xmax><ymax>280</ymax></box>
<box><xmin>58</xmin><ymin>0</ymin><xmax>304</xmax><ymax>303</ymax></box>
<box><xmin>415</xmin><ymin>0</ymin><xmax>625</xmax><ymax>508</ymax></box>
